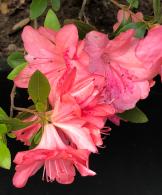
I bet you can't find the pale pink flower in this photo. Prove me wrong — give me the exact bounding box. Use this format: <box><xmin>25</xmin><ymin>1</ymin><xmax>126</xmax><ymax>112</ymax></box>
<box><xmin>136</xmin><ymin>26</ymin><xmax>162</xmax><ymax>79</ymax></box>
<box><xmin>14</xmin><ymin>24</ymin><xmax>89</xmax><ymax>88</ymax></box>
<box><xmin>13</xmin><ymin>123</ymin><xmax>95</xmax><ymax>188</ymax></box>
<box><xmin>113</xmin><ymin>9</ymin><xmax>144</xmax><ymax>31</ymax></box>
<box><xmin>85</xmin><ymin>30</ymin><xmax>153</xmax><ymax>112</ymax></box>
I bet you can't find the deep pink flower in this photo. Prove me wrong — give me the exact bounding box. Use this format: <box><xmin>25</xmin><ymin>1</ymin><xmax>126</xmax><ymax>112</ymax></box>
<box><xmin>49</xmin><ymin>67</ymin><xmax>115</xmax><ymax>146</ymax></box>
<box><xmin>50</xmin><ymin>94</ymin><xmax>97</xmax><ymax>153</ymax></box>
<box><xmin>13</xmin><ymin>123</ymin><xmax>95</xmax><ymax>188</ymax></box>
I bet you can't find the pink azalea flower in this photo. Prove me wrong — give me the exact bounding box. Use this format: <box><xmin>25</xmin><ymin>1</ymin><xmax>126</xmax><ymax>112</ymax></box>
<box><xmin>14</xmin><ymin>24</ymin><xmax>89</xmax><ymax>88</ymax></box>
<box><xmin>13</xmin><ymin>123</ymin><xmax>95</xmax><ymax>188</ymax></box>
<box><xmin>85</xmin><ymin>30</ymin><xmax>153</xmax><ymax>112</ymax></box>
<box><xmin>50</xmin><ymin>67</ymin><xmax>115</xmax><ymax>146</ymax></box>
<box><xmin>113</xmin><ymin>9</ymin><xmax>144</xmax><ymax>31</ymax></box>
<box><xmin>50</xmin><ymin>94</ymin><xmax>97</xmax><ymax>153</ymax></box>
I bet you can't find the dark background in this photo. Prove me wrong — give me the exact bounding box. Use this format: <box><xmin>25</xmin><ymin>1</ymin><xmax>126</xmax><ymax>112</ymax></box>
<box><xmin>1</xmin><ymin>0</ymin><xmax>162</xmax><ymax>194</ymax></box>
<box><xmin>0</xmin><ymin>64</ymin><xmax>162</xmax><ymax>195</ymax></box>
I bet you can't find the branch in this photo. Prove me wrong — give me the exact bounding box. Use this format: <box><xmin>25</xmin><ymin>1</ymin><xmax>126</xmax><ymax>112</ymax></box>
<box><xmin>79</xmin><ymin>0</ymin><xmax>88</xmax><ymax>20</ymax></box>
<box><xmin>10</xmin><ymin>84</ymin><xmax>16</xmax><ymax>117</ymax></box>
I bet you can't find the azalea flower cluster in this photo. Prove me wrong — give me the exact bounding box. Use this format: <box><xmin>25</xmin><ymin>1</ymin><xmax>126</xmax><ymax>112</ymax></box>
<box><xmin>10</xmin><ymin>10</ymin><xmax>162</xmax><ymax>188</ymax></box>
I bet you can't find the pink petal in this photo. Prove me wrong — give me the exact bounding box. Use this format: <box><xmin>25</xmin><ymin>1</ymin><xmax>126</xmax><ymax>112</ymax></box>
<box><xmin>22</xmin><ymin>26</ymin><xmax>56</xmax><ymax>59</ymax></box>
<box><xmin>13</xmin><ymin>161</ymin><xmax>43</xmax><ymax>188</ymax></box>
<box><xmin>55</xmin><ymin>24</ymin><xmax>78</xmax><ymax>58</ymax></box>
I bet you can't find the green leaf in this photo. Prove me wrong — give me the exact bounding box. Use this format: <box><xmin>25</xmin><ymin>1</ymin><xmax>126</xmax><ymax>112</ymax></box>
<box><xmin>44</xmin><ymin>9</ymin><xmax>61</xmax><ymax>31</ymax></box>
<box><xmin>51</xmin><ymin>0</ymin><xmax>60</xmax><ymax>11</ymax></box>
<box><xmin>118</xmin><ymin>107</ymin><xmax>148</xmax><ymax>123</ymax></box>
<box><xmin>34</xmin><ymin>128</ymin><xmax>42</xmax><ymax>144</ymax></box>
<box><xmin>114</xmin><ymin>22</ymin><xmax>147</xmax><ymax>38</ymax></box>
<box><xmin>30</xmin><ymin>0</ymin><xmax>48</xmax><ymax>19</ymax></box>
<box><xmin>0</xmin><ymin>118</ymin><xmax>35</xmax><ymax>131</ymax></box>
<box><xmin>153</xmin><ymin>0</ymin><xmax>161</xmax><ymax>22</ymax></box>
<box><xmin>0</xmin><ymin>141</ymin><xmax>11</xmax><ymax>170</ymax></box>
<box><xmin>64</xmin><ymin>19</ymin><xmax>96</xmax><ymax>39</ymax></box>
<box><xmin>0</xmin><ymin>108</ymin><xmax>10</xmax><ymax>137</ymax></box>
<box><xmin>28</xmin><ymin>70</ymin><xmax>50</xmax><ymax>111</ymax></box>
<box><xmin>7</xmin><ymin>62</ymin><xmax>27</xmax><ymax>80</ymax></box>
<box><xmin>29</xmin><ymin>128</ymin><xmax>42</xmax><ymax>149</ymax></box>
<box><xmin>7</xmin><ymin>52</ymin><xmax>26</xmax><ymax>68</ymax></box>
<box><xmin>127</xmin><ymin>0</ymin><xmax>139</xmax><ymax>8</ymax></box>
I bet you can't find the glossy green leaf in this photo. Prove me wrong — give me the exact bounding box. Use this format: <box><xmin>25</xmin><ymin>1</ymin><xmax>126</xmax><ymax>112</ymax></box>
<box><xmin>0</xmin><ymin>141</ymin><xmax>11</xmax><ymax>170</ymax></box>
<box><xmin>30</xmin><ymin>0</ymin><xmax>48</xmax><ymax>19</ymax></box>
<box><xmin>118</xmin><ymin>107</ymin><xmax>148</xmax><ymax>123</ymax></box>
<box><xmin>28</xmin><ymin>70</ymin><xmax>50</xmax><ymax>111</ymax></box>
<box><xmin>0</xmin><ymin>118</ymin><xmax>35</xmax><ymax>131</ymax></box>
<box><xmin>64</xmin><ymin>19</ymin><xmax>96</xmax><ymax>39</ymax></box>
<box><xmin>127</xmin><ymin>0</ymin><xmax>139</xmax><ymax>8</ymax></box>
<box><xmin>51</xmin><ymin>0</ymin><xmax>61</xmax><ymax>11</ymax></box>
<box><xmin>7</xmin><ymin>62</ymin><xmax>27</xmax><ymax>80</ymax></box>
<box><xmin>7</xmin><ymin>52</ymin><xmax>26</xmax><ymax>68</ymax></box>
<box><xmin>153</xmin><ymin>0</ymin><xmax>161</xmax><ymax>22</ymax></box>
<box><xmin>44</xmin><ymin>9</ymin><xmax>61</xmax><ymax>30</ymax></box>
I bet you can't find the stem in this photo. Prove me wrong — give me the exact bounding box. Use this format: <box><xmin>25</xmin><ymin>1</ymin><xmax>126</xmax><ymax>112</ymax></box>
<box><xmin>10</xmin><ymin>84</ymin><xmax>16</xmax><ymax>117</ymax></box>
<box><xmin>79</xmin><ymin>0</ymin><xmax>88</xmax><ymax>19</ymax></box>
<box><xmin>34</xmin><ymin>19</ymin><xmax>38</xmax><ymax>29</ymax></box>
<box><xmin>10</xmin><ymin>85</ymin><xmax>37</xmax><ymax>116</ymax></box>
<box><xmin>13</xmin><ymin>106</ymin><xmax>37</xmax><ymax>115</ymax></box>
<box><xmin>110</xmin><ymin>0</ymin><xmax>125</xmax><ymax>9</ymax></box>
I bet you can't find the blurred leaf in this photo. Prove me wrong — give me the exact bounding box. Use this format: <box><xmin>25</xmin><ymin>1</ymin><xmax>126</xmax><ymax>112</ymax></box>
<box><xmin>153</xmin><ymin>0</ymin><xmax>161</xmax><ymax>22</ymax></box>
<box><xmin>7</xmin><ymin>52</ymin><xmax>26</xmax><ymax>68</ymax></box>
<box><xmin>0</xmin><ymin>118</ymin><xmax>35</xmax><ymax>131</ymax></box>
<box><xmin>7</xmin><ymin>133</ymin><xmax>16</xmax><ymax>139</ymax></box>
<box><xmin>0</xmin><ymin>140</ymin><xmax>11</xmax><ymax>170</ymax></box>
<box><xmin>127</xmin><ymin>0</ymin><xmax>139</xmax><ymax>8</ymax></box>
<box><xmin>51</xmin><ymin>0</ymin><xmax>60</xmax><ymax>11</ymax></box>
<box><xmin>64</xmin><ymin>19</ymin><xmax>96</xmax><ymax>39</ymax></box>
<box><xmin>114</xmin><ymin>22</ymin><xmax>147</xmax><ymax>38</ymax></box>
<box><xmin>44</xmin><ymin>9</ymin><xmax>61</xmax><ymax>30</ymax></box>
<box><xmin>7</xmin><ymin>62</ymin><xmax>27</xmax><ymax>80</ymax></box>
<box><xmin>118</xmin><ymin>107</ymin><xmax>148</xmax><ymax>123</ymax></box>
<box><xmin>28</xmin><ymin>70</ymin><xmax>50</xmax><ymax>112</ymax></box>
<box><xmin>0</xmin><ymin>2</ymin><xmax>9</xmax><ymax>15</ymax></box>
<box><xmin>30</xmin><ymin>0</ymin><xmax>48</xmax><ymax>19</ymax></box>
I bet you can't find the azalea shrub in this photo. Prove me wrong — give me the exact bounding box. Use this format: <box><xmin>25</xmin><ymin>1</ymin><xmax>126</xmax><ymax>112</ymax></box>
<box><xmin>1</xmin><ymin>0</ymin><xmax>162</xmax><ymax>188</ymax></box>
